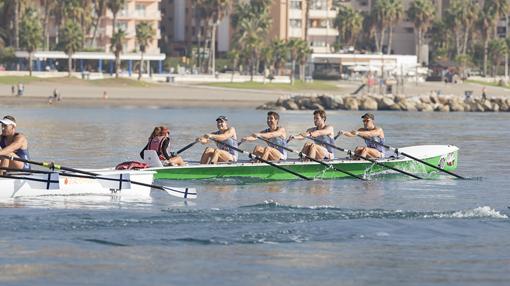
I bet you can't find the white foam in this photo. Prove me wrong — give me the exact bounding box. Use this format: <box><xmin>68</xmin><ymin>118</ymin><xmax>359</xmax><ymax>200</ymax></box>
<box><xmin>449</xmin><ymin>206</ymin><xmax>508</xmax><ymax>219</ymax></box>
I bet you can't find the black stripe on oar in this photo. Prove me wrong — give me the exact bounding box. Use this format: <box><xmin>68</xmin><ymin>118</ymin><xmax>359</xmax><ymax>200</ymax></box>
<box><xmin>359</xmin><ymin>136</ymin><xmax>466</xmax><ymax>179</ymax></box>
<box><xmin>209</xmin><ymin>138</ymin><xmax>313</xmax><ymax>181</ymax></box>
<box><xmin>306</xmin><ymin>136</ymin><xmax>422</xmax><ymax>179</ymax></box>
<box><xmin>256</xmin><ymin>136</ymin><xmax>366</xmax><ymax>181</ymax></box>
<box><xmin>0</xmin><ymin>155</ymin><xmax>196</xmax><ymax>199</ymax></box>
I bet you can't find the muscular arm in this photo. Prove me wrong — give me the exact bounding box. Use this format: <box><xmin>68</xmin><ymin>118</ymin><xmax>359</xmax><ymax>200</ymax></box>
<box><xmin>0</xmin><ymin>134</ymin><xmax>26</xmax><ymax>156</ymax></box>
<box><xmin>257</xmin><ymin>127</ymin><xmax>286</xmax><ymax>140</ymax></box>
<box><xmin>310</xmin><ymin>125</ymin><xmax>333</xmax><ymax>137</ymax></box>
<box><xmin>357</xmin><ymin>128</ymin><xmax>384</xmax><ymax>139</ymax></box>
<box><xmin>208</xmin><ymin>127</ymin><xmax>236</xmax><ymax>142</ymax></box>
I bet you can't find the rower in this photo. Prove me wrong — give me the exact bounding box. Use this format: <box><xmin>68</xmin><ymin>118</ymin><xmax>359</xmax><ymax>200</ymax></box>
<box><xmin>140</xmin><ymin>126</ymin><xmax>185</xmax><ymax>166</ymax></box>
<box><xmin>240</xmin><ymin>111</ymin><xmax>287</xmax><ymax>161</ymax></box>
<box><xmin>196</xmin><ymin>116</ymin><xmax>238</xmax><ymax>164</ymax></box>
<box><xmin>0</xmin><ymin>115</ymin><xmax>30</xmax><ymax>174</ymax></box>
<box><xmin>289</xmin><ymin>110</ymin><xmax>335</xmax><ymax>160</ymax></box>
<box><xmin>338</xmin><ymin>113</ymin><xmax>385</xmax><ymax>159</ymax></box>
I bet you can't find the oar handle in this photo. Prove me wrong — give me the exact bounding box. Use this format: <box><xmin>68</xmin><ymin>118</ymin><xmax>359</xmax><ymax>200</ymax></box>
<box><xmin>210</xmin><ymin>138</ymin><xmax>312</xmax><ymax>181</ymax></box>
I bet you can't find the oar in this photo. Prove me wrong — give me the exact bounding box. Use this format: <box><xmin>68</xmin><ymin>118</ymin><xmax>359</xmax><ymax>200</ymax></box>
<box><xmin>255</xmin><ymin>136</ymin><xmax>366</xmax><ymax>180</ymax></box>
<box><xmin>0</xmin><ymin>155</ymin><xmax>197</xmax><ymax>199</ymax></box>
<box><xmin>357</xmin><ymin>136</ymin><xmax>466</xmax><ymax>179</ymax></box>
<box><xmin>305</xmin><ymin>136</ymin><xmax>423</xmax><ymax>179</ymax></box>
<box><xmin>208</xmin><ymin>138</ymin><xmax>313</xmax><ymax>181</ymax></box>
<box><xmin>170</xmin><ymin>141</ymin><xmax>198</xmax><ymax>157</ymax></box>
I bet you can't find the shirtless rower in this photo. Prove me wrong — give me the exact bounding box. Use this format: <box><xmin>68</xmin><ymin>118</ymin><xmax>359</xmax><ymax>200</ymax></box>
<box><xmin>289</xmin><ymin>110</ymin><xmax>335</xmax><ymax>160</ymax></box>
<box><xmin>240</xmin><ymin>111</ymin><xmax>287</xmax><ymax>161</ymax></box>
<box><xmin>338</xmin><ymin>113</ymin><xmax>385</xmax><ymax>159</ymax></box>
<box><xmin>0</xmin><ymin>115</ymin><xmax>30</xmax><ymax>174</ymax></box>
<box><xmin>196</xmin><ymin>116</ymin><xmax>238</xmax><ymax>164</ymax></box>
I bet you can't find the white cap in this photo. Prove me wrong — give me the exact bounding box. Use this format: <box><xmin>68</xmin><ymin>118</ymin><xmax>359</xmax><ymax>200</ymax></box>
<box><xmin>0</xmin><ymin>118</ymin><xmax>16</xmax><ymax>126</ymax></box>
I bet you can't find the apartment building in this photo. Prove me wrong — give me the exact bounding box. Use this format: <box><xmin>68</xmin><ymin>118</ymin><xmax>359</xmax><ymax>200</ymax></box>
<box><xmin>35</xmin><ymin>0</ymin><xmax>161</xmax><ymax>54</ymax></box>
<box><xmin>270</xmin><ymin>0</ymin><xmax>338</xmax><ymax>53</ymax></box>
<box><xmin>159</xmin><ymin>0</ymin><xmax>231</xmax><ymax>56</ymax></box>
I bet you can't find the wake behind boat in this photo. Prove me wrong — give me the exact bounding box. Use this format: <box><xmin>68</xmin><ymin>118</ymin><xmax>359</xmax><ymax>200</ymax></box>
<box><xmin>145</xmin><ymin>145</ymin><xmax>459</xmax><ymax>181</ymax></box>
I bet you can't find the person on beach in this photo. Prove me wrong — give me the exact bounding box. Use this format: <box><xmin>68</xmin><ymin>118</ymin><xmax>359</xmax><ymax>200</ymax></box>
<box><xmin>0</xmin><ymin>115</ymin><xmax>30</xmax><ymax>174</ymax></box>
<box><xmin>289</xmin><ymin>109</ymin><xmax>335</xmax><ymax>160</ymax></box>
<box><xmin>240</xmin><ymin>111</ymin><xmax>287</xmax><ymax>161</ymax></box>
<box><xmin>140</xmin><ymin>126</ymin><xmax>185</xmax><ymax>166</ymax></box>
<box><xmin>196</xmin><ymin>116</ymin><xmax>238</xmax><ymax>164</ymax></box>
<box><xmin>338</xmin><ymin>113</ymin><xmax>385</xmax><ymax>159</ymax></box>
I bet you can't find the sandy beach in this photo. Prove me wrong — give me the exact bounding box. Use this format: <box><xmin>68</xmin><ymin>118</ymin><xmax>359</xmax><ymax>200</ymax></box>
<box><xmin>1</xmin><ymin>78</ymin><xmax>508</xmax><ymax>108</ymax></box>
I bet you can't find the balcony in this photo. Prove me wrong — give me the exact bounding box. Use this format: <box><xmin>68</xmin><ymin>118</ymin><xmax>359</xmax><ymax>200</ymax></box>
<box><xmin>308</xmin><ymin>27</ymin><xmax>338</xmax><ymax>36</ymax></box>
<box><xmin>289</xmin><ymin>28</ymin><xmax>303</xmax><ymax>38</ymax></box>
<box><xmin>309</xmin><ymin>9</ymin><xmax>337</xmax><ymax>18</ymax></box>
<box><xmin>289</xmin><ymin>9</ymin><xmax>303</xmax><ymax>19</ymax></box>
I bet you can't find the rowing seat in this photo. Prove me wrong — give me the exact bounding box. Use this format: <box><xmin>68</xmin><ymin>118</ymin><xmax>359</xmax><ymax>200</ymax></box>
<box><xmin>143</xmin><ymin>150</ymin><xmax>164</xmax><ymax>167</ymax></box>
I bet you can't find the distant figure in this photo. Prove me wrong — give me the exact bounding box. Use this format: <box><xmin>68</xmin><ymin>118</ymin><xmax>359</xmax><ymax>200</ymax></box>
<box><xmin>17</xmin><ymin>83</ymin><xmax>24</xmax><ymax>96</ymax></box>
<box><xmin>48</xmin><ymin>89</ymin><xmax>61</xmax><ymax>104</ymax></box>
<box><xmin>11</xmin><ymin>85</ymin><xmax>15</xmax><ymax>96</ymax></box>
<box><xmin>102</xmin><ymin>91</ymin><xmax>108</xmax><ymax>100</ymax></box>
<box><xmin>481</xmin><ymin>87</ymin><xmax>487</xmax><ymax>101</ymax></box>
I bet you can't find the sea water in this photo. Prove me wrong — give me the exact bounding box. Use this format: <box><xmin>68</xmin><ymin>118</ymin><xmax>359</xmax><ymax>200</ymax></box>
<box><xmin>0</xmin><ymin>107</ymin><xmax>509</xmax><ymax>285</ymax></box>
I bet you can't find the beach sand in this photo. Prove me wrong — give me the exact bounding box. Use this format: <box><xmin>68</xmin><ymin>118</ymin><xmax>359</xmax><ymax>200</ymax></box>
<box><xmin>1</xmin><ymin>79</ymin><xmax>507</xmax><ymax>108</ymax></box>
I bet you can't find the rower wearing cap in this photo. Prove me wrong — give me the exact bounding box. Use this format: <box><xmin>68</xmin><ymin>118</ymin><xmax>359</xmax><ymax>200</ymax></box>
<box><xmin>240</xmin><ymin>111</ymin><xmax>287</xmax><ymax>161</ymax></box>
<box><xmin>0</xmin><ymin>115</ymin><xmax>30</xmax><ymax>174</ymax></box>
<box><xmin>338</xmin><ymin>113</ymin><xmax>385</xmax><ymax>159</ymax></box>
<box><xmin>289</xmin><ymin>110</ymin><xmax>335</xmax><ymax>160</ymax></box>
<box><xmin>196</xmin><ymin>116</ymin><xmax>238</xmax><ymax>164</ymax></box>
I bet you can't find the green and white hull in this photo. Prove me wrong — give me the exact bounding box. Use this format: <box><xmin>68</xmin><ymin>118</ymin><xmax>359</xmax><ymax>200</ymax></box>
<box><xmin>148</xmin><ymin>145</ymin><xmax>459</xmax><ymax>181</ymax></box>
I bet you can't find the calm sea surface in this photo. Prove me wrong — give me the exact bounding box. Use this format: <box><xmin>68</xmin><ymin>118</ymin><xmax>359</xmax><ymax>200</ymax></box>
<box><xmin>0</xmin><ymin>106</ymin><xmax>509</xmax><ymax>285</ymax></box>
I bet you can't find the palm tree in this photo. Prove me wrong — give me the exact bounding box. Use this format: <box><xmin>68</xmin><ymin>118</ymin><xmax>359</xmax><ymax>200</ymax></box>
<box><xmin>236</xmin><ymin>17</ymin><xmax>265</xmax><ymax>81</ymax></box>
<box><xmin>107</xmin><ymin>0</ymin><xmax>125</xmax><ymax>34</ymax></box>
<box><xmin>90</xmin><ymin>0</ymin><xmax>107</xmax><ymax>47</ymax></box>
<box><xmin>272</xmin><ymin>39</ymin><xmax>288</xmax><ymax>76</ymax></box>
<box><xmin>60</xmin><ymin>20</ymin><xmax>83</xmax><ymax>77</ymax></box>
<box><xmin>135</xmin><ymin>21</ymin><xmax>155</xmax><ymax>80</ymax></box>
<box><xmin>489</xmin><ymin>38</ymin><xmax>507</xmax><ymax>76</ymax></box>
<box><xmin>297</xmin><ymin>41</ymin><xmax>312</xmax><ymax>81</ymax></box>
<box><xmin>287</xmin><ymin>39</ymin><xmax>309</xmax><ymax>84</ymax></box>
<box><xmin>407</xmin><ymin>0</ymin><xmax>435</xmax><ymax>64</ymax></box>
<box><xmin>372</xmin><ymin>0</ymin><xmax>391</xmax><ymax>53</ymax></box>
<box><xmin>110</xmin><ymin>29</ymin><xmax>125</xmax><ymax>78</ymax></box>
<box><xmin>385</xmin><ymin>0</ymin><xmax>403</xmax><ymax>55</ymax></box>
<box><xmin>227</xmin><ymin>49</ymin><xmax>240</xmax><ymax>82</ymax></box>
<box><xmin>19</xmin><ymin>8</ymin><xmax>42</xmax><ymax>76</ymax></box>
<box><xmin>478</xmin><ymin>5</ymin><xmax>497</xmax><ymax>77</ymax></box>
<box><xmin>334</xmin><ymin>5</ymin><xmax>363</xmax><ymax>49</ymax></box>
<box><xmin>41</xmin><ymin>0</ymin><xmax>57</xmax><ymax>50</ymax></box>
<box><xmin>447</xmin><ymin>0</ymin><xmax>479</xmax><ymax>56</ymax></box>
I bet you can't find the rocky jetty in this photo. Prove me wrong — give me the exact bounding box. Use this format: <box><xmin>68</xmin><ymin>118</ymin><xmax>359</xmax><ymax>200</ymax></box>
<box><xmin>257</xmin><ymin>93</ymin><xmax>510</xmax><ymax>112</ymax></box>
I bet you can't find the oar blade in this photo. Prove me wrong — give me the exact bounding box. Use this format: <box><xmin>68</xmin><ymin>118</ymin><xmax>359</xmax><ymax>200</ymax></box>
<box><xmin>96</xmin><ymin>173</ymin><xmax>132</xmax><ymax>190</ymax></box>
<box><xmin>161</xmin><ymin>186</ymin><xmax>197</xmax><ymax>199</ymax></box>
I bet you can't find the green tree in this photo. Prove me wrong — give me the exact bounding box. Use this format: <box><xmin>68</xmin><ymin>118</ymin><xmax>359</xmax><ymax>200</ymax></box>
<box><xmin>272</xmin><ymin>39</ymin><xmax>288</xmax><ymax>76</ymax></box>
<box><xmin>19</xmin><ymin>8</ymin><xmax>42</xmax><ymax>76</ymax></box>
<box><xmin>372</xmin><ymin>0</ymin><xmax>391</xmax><ymax>53</ymax></box>
<box><xmin>488</xmin><ymin>38</ymin><xmax>507</xmax><ymax>76</ymax></box>
<box><xmin>385</xmin><ymin>0</ymin><xmax>403</xmax><ymax>54</ymax></box>
<box><xmin>297</xmin><ymin>40</ymin><xmax>312</xmax><ymax>81</ymax></box>
<box><xmin>135</xmin><ymin>21</ymin><xmax>155</xmax><ymax>80</ymax></box>
<box><xmin>60</xmin><ymin>20</ymin><xmax>83</xmax><ymax>77</ymax></box>
<box><xmin>110</xmin><ymin>29</ymin><xmax>125</xmax><ymax>78</ymax></box>
<box><xmin>90</xmin><ymin>0</ymin><xmax>106</xmax><ymax>47</ymax></box>
<box><xmin>478</xmin><ymin>5</ymin><xmax>497</xmax><ymax>77</ymax></box>
<box><xmin>446</xmin><ymin>0</ymin><xmax>479</xmax><ymax>56</ymax></box>
<box><xmin>407</xmin><ymin>0</ymin><xmax>435</xmax><ymax>63</ymax></box>
<box><xmin>107</xmin><ymin>0</ymin><xmax>125</xmax><ymax>34</ymax></box>
<box><xmin>334</xmin><ymin>5</ymin><xmax>363</xmax><ymax>49</ymax></box>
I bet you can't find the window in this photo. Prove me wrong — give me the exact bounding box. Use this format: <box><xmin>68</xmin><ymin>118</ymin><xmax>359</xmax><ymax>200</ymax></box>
<box><xmin>311</xmin><ymin>41</ymin><xmax>326</xmax><ymax>47</ymax></box>
<box><xmin>290</xmin><ymin>19</ymin><xmax>302</xmax><ymax>28</ymax></box>
<box><xmin>310</xmin><ymin>0</ymin><xmax>327</xmax><ymax>10</ymax></box>
<box><xmin>136</xmin><ymin>4</ymin><xmax>146</xmax><ymax>17</ymax></box>
<box><xmin>290</xmin><ymin>1</ymin><xmax>302</xmax><ymax>10</ymax></box>
<box><xmin>405</xmin><ymin>27</ymin><xmax>414</xmax><ymax>33</ymax></box>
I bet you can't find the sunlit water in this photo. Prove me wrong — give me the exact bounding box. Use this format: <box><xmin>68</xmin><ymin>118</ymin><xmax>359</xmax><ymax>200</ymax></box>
<box><xmin>1</xmin><ymin>106</ymin><xmax>509</xmax><ymax>285</ymax></box>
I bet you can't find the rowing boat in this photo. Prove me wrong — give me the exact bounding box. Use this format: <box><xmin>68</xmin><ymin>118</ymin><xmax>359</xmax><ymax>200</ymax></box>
<box><xmin>146</xmin><ymin>145</ymin><xmax>459</xmax><ymax>180</ymax></box>
<box><xmin>0</xmin><ymin>169</ymin><xmax>155</xmax><ymax>200</ymax></box>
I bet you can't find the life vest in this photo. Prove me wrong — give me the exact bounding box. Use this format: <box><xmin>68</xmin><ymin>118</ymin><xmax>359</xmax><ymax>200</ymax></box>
<box><xmin>148</xmin><ymin>135</ymin><xmax>167</xmax><ymax>160</ymax></box>
<box><xmin>115</xmin><ymin>161</ymin><xmax>149</xmax><ymax>170</ymax></box>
